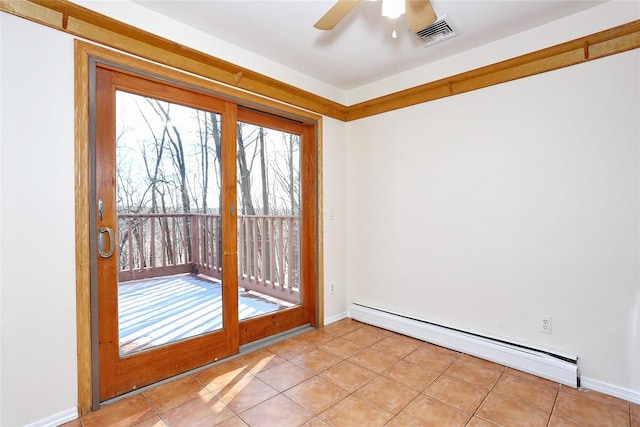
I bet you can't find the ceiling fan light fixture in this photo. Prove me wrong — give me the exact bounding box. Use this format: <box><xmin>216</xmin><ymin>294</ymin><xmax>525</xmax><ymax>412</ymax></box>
<box><xmin>382</xmin><ymin>0</ymin><xmax>405</xmax><ymax>19</ymax></box>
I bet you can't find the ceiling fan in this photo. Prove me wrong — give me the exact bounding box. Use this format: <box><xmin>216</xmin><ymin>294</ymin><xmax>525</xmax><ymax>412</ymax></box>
<box><xmin>314</xmin><ymin>0</ymin><xmax>437</xmax><ymax>33</ymax></box>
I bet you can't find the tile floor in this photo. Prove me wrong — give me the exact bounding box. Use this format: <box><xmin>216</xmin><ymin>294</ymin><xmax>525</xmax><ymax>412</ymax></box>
<box><xmin>63</xmin><ymin>318</ymin><xmax>639</xmax><ymax>427</ymax></box>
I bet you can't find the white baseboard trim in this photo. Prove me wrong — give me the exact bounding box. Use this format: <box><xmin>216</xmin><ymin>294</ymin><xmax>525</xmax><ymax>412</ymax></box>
<box><xmin>350</xmin><ymin>302</ymin><xmax>578</xmax><ymax>388</ymax></box>
<box><xmin>324</xmin><ymin>311</ymin><xmax>349</xmax><ymax>326</ymax></box>
<box><xmin>25</xmin><ymin>407</ymin><xmax>78</xmax><ymax>427</ymax></box>
<box><xmin>580</xmin><ymin>376</ymin><xmax>640</xmax><ymax>404</ymax></box>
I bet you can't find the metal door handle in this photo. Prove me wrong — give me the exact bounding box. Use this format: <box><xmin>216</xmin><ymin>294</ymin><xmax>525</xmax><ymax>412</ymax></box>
<box><xmin>98</xmin><ymin>227</ymin><xmax>115</xmax><ymax>258</ymax></box>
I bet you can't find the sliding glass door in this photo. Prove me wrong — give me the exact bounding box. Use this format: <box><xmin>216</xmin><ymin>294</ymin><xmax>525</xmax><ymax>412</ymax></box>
<box><xmin>93</xmin><ymin>65</ymin><xmax>317</xmax><ymax>401</ymax></box>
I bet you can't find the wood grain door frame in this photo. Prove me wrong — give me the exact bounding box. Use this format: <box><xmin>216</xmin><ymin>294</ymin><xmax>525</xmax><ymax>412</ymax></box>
<box><xmin>235</xmin><ymin>108</ymin><xmax>318</xmax><ymax>346</ymax></box>
<box><xmin>95</xmin><ymin>66</ymin><xmax>241</xmax><ymax>401</ymax></box>
<box><xmin>75</xmin><ymin>40</ymin><xmax>323</xmax><ymax>413</ymax></box>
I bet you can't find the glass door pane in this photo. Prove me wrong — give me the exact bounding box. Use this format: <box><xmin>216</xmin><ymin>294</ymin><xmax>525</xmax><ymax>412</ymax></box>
<box><xmin>115</xmin><ymin>90</ymin><xmax>224</xmax><ymax>356</ymax></box>
<box><xmin>236</xmin><ymin>121</ymin><xmax>301</xmax><ymax>321</ymax></box>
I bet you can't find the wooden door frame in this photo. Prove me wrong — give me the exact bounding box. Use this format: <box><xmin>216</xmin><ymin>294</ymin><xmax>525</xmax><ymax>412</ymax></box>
<box><xmin>75</xmin><ymin>40</ymin><xmax>324</xmax><ymax>414</ymax></box>
<box><xmin>235</xmin><ymin>108</ymin><xmax>318</xmax><ymax>346</ymax></box>
<box><xmin>94</xmin><ymin>67</ymin><xmax>243</xmax><ymax>401</ymax></box>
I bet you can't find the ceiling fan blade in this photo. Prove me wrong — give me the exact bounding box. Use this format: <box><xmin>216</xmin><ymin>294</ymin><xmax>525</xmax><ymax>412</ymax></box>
<box><xmin>314</xmin><ymin>0</ymin><xmax>362</xmax><ymax>30</ymax></box>
<box><xmin>405</xmin><ymin>0</ymin><xmax>437</xmax><ymax>33</ymax></box>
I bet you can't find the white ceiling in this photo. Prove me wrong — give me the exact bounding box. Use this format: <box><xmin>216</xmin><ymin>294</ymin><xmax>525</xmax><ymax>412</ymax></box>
<box><xmin>132</xmin><ymin>0</ymin><xmax>607</xmax><ymax>90</ymax></box>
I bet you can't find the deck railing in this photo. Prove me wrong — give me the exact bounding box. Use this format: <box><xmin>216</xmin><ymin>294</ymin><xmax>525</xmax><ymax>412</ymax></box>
<box><xmin>117</xmin><ymin>213</ymin><xmax>300</xmax><ymax>304</ymax></box>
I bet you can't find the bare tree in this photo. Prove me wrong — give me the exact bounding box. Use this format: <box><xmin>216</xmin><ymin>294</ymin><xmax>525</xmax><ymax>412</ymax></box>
<box><xmin>237</xmin><ymin>123</ymin><xmax>258</xmax><ymax>216</ymax></box>
<box><xmin>144</xmin><ymin>99</ymin><xmax>194</xmax><ymax>261</ymax></box>
<box><xmin>272</xmin><ymin>133</ymin><xmax>300</xmax><ymax>215</ymax></box>
<box><xmin>116</xmin><ymin>92</ymin><xmax>302</xmax><ymax>286</ymax></box>
<box><xmin>208</xmin><ymin>112</ymin><xmax>223</xmax><ymax>268</ymax></box>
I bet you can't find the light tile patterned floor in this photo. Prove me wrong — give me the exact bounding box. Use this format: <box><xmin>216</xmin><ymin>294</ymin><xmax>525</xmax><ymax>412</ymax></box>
<box><xmin>63</xmin><ymin>318</ymin><xmax>640</xmax><ymax>427</ymax></box>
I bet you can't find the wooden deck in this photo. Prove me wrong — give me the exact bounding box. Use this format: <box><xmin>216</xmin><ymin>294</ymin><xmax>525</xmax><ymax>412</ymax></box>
<box><xmin>118</xmin><ymin>274</ymin><xmax>292</xmax><ymax>355</ymax></box>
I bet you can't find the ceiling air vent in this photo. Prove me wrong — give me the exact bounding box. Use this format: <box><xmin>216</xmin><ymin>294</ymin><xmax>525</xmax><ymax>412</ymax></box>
<box><xmin>414</xmin><ymin>16</ymin><xmax>458</xmax><ymax>47</ymax></box>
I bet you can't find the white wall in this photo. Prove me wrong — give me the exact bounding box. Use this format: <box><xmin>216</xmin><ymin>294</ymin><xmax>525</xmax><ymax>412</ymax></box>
<box><xmin>346</xmin><ymin>49</ymin><xmax>640</xmax><ymax>397</ymax></box>
<box><xmin>321</xmin><ymin>117</ymin><xmax>349</xmax><ymax>322</ymax></box>
<box><xmin>0</xmin><ymin>13</ymin><xmax>78</xmax><ymax>427</ymax></box>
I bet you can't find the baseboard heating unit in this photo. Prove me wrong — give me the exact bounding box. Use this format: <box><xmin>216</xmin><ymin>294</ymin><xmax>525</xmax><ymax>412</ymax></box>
<box><xmin>350</xmin><ymin>303</ymin><xmax>578</xmax><ymax>388</ymax></box>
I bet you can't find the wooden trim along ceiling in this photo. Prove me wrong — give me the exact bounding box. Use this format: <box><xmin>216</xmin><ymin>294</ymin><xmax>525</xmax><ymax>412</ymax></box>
<box><xmin>1</xmin><ymin>0</ymin><xmax>639</xmax><ymax>122</ymax></box>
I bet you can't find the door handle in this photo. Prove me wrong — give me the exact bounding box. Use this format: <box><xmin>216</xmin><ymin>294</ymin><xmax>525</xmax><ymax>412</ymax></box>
<box><xmin>98</xmin><ymin>227</ymin><xmax>115</xmax><ymax>258</ymax></box>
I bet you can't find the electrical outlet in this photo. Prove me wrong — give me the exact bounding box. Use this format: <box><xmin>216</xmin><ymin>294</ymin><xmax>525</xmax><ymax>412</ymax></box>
<box><xmin>330</xmin><ymin>283</ymin><xmax>335</xmax><ymax>295</ymax></box>
<box><xmin>540</xmin><ymin>315</ymin><xmax>552</xmax><ymax>334</ymax></box>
